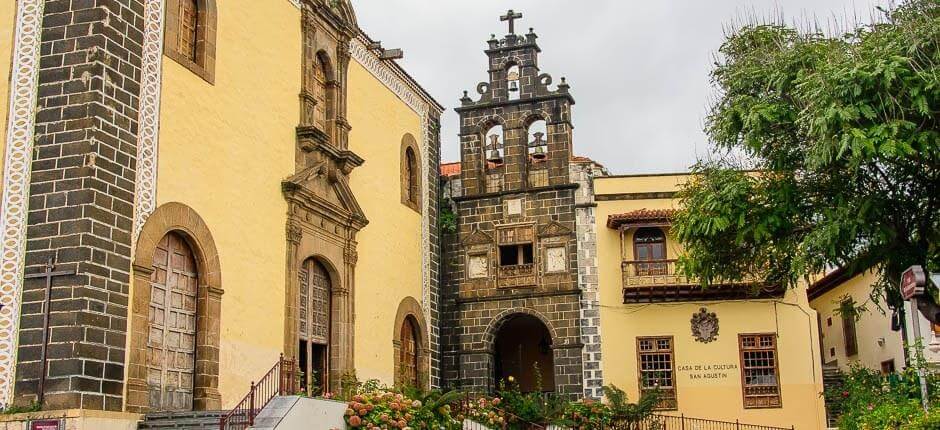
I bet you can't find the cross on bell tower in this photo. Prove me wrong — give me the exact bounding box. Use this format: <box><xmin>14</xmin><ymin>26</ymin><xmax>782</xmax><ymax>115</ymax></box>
<box><xmin>500</xmin><ymin>9</ymin><xmax>523</xmax><ymax>34</ymax></box>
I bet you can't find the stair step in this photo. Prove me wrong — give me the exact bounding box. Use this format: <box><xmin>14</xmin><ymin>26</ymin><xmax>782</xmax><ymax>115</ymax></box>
<box><xmin>138</xmin><ymin>410</ymin><xmax>228</xmax><ymax>430</ymax></box>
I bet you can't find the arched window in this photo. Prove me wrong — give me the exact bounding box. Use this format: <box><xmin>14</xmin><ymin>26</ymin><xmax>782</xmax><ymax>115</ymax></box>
<box><xmin>400</xmin><ymin>135</ymin><xmax>421</xmax><ymax>212</ymax></box>
<box><xmin>634</xmin><ymin>227</ymin><xmax>667</xmax><ymax>276</ymax></box>
<box><xmin>179</xmin><ymin>0</ymin><xmax>199</xmax><ymax>62</ymax></box>
<box><xmin>399</xmin><ymin>316</ymin><xmax>420</xmax><ymax>388</ymax></box>
<box><xmin>526</xmin><ymin>119</ymin><xmax>548</xmax><ymax>187</ymax></box>
<box><xmin>405</xmin><ymin>148</ymin><xmax>418</xmax><ymax>204</ymax></box>
<box><xmin>313</xmin><ymin>54</ymin><xmax>331</xmax><ymax>131</ymax></box>
<box><xmin>165</xmin><ymin>0</ymin><xmax>217</xmax><ymax>83</ymax></box>
<box><xmin>507</xmin><ymin>64</ymin><xmax>521</xmax><ymax>101</ymax></box>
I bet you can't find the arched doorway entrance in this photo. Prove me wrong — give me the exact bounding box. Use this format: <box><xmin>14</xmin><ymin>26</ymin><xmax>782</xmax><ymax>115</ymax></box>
<box><xmin>493</xmin><ymin>314</ymin><xmax>555</xmax><ymax>393</ymax></box>
<box><xmin>147</xmin><ymin>232</ymin><xmax>198</xmax><ymax>411</ymax></box>
<box><xmin>299</xmin><ymin>258</ymin><xmax>332</xmax><ymax>395</ymax></box>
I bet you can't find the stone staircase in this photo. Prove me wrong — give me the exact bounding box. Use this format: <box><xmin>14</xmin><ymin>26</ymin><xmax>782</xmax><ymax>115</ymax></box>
<box><xmin>137</xmin><ymin>410</ymin><xmax>227</xmax><ymax>429</ymax></box>
<box><xmin>821</xmin><ymin>363</ymin><xmax>844</xmax><ymax>428</ymax></box>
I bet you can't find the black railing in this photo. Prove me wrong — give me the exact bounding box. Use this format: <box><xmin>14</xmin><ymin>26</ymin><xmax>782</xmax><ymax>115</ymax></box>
<box><xmin>610</xmin><ymin>414</ymin><xmax>795</xmax><ymax>430</ymax></box>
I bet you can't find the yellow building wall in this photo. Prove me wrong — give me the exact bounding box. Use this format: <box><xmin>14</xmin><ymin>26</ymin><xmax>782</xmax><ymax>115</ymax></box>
<box><xmin>346</xmin><ymin>59</ymin><xmax>425</xmax><ymax>384</ymax></box>
<box><xmin>810</xmin><ymin>270</ymin><xmax>905</xmax><ymax>372</ymax></box>
<box><xmin>594</xmin><ymin>175</ymin><xmax>827</xmax><ymax>430</ymax></box>
<box><xmin>151</xmin><ymin>0</ymin><xmax>300</xmax><ymax>406</ymax></box>
<box><xmin>0</xmin><ymin>0</ymin><xmax>16</xmax><ymax>193</ymax></box>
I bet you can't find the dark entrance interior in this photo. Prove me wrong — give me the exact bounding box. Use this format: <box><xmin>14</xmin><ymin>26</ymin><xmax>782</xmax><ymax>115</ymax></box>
<box><xmin>494</xmin><ymin>314</ymin><xmax>555</xmax><ymax>393</ymax></box>
<box><xmin>298</xmin><ymin>340</ymin><xmax>328</xmax><ymax>395</ymax></box>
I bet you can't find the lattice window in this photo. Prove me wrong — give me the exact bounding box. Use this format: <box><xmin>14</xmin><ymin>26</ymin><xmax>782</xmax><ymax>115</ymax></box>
<box><xmin>739</xmin><ymin>334</ymin><xmax>782</xmax><ymax>409</ymax></box>
<box><xmin>637</xmin><ymin>337</ymin><xmax>677</xmax><ymax>410</ymax></box>
<box><xmin>299</xmin><ymin>269</ymin><xmax>309</xmax><ymax>337</ymax></box>
<box><xmin>179</xmin><ymin>0</ymin><xmax>198</xmax><ymax>62</ymax></box>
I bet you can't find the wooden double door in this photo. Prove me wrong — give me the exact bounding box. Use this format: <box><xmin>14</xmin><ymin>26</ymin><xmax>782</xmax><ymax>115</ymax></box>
<box><xmin>299</xmin><ymin>259</ymin><xmax>331</xmax><ymax>395</ymax></box>
<box><xmin>147</xmin><ymin>233</ymin><xmax>198</xmax><ymax>411</ymax></box>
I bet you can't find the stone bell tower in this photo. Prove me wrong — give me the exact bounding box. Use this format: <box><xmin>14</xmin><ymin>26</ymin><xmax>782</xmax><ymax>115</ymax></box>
<box><xmin>440</xmin><ymin>10</ymin><xmax>585</xmax><ymax>397</ymax></box>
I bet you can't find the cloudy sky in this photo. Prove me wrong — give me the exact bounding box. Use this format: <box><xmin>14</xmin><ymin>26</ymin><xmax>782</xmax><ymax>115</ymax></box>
<box><xmin>355</xmin><ymin>1</ymin><xmax>889</xmax><ymax>174</ymax></box>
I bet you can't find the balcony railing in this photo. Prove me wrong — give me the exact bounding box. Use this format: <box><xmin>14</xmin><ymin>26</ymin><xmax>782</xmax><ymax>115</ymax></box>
<box><xmin>498</xmin><ymin>263</ymin><xmax>536</xmax><ymax>288</ymax></box>
<box><xmin>621</xmin><ymin>260</ymin><xmax>783</xmax><ymax>303</ymax></box>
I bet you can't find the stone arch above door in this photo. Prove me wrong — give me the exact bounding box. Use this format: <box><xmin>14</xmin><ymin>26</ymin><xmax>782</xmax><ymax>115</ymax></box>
<box><xmin>126</xmin><ymin>202</ymin><xmax>223</xmax><ymax>413</ymax></box>
<box><xmin>393</xmin><ymin>297</ymin><xmax>430</xmax><ymax>390</ymax></box>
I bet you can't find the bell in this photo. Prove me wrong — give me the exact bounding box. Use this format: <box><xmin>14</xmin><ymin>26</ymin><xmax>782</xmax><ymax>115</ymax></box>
<box><xmin>487</xmin><ymin>149</ymin><xmax>504</xmax><ymax>164</ymax></box>
<box><xmin>509</xmin><ymin>80</ymin><xmax>519</xmax><ymax>93</ymax></box>
<box><xmin>530</xmin><ymin>145</ymin><xmax>547</xmax><ymax>160</ymax></box>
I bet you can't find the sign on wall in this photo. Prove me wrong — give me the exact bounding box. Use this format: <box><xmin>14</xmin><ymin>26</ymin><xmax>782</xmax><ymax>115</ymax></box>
<box><xmin>29</xmin><ymin>420</ymin><xmax>62</xmax><ymax>430</ymax></box>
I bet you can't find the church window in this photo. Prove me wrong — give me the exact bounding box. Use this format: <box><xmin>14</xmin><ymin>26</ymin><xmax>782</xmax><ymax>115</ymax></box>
<box><xmin>841</xmin><ymin>299</ymin><xmax>858</xmax><ymax>356</ymax></box>
<box><xmin>164</xmin><ymin>0</ymin><xmax>217</xmax><ymax>83</ymax></box>
<box><xmin>400</xmin><ymin>134</ymin><xmax>422</xmax><ymax>212</ymax></box>
<box><xmin>637</xmin><ymin>337</ymin><xmax>677</xmax><ymax>410</ymax></box>
<box><xmin>313</xmin><ymin>54</ymin><xmax>331</xmax><ymax>131</ymax></box>
<box><xmin>499</xmin><ymin>244</ymin><xmax>533</xmax><ymax>267</ymax></box>
<box><xmin>633</xmin><ymin>227</ymin><xmax>667</xmax><ymax>276</ymax></box>
<box><xmin>179</xmin><ymin>0</ymin><xmax>199</xmax><ymax>62</ymax></box>
<box><xmin>739</xmin><ymin>334</ymin><xmax>782</xmax><ymax>409</ymax></box>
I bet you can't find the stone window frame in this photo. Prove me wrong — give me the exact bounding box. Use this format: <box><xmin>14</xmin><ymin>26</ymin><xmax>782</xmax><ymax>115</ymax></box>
<box><xmin>393</xmin><ymin>297</ymin><xmax>430</xmax><ymax>390</ymax></box>
<box><xmin>164</xmin><ymin>0</ymin><xmax>218</xmax><ymax>84</ymax></box>
<box><xmin>400</xmin><ymin>134</ymin><xmax>422</xmax><ymax>213</ymax></box>
<box><xmin>127</xmin><ymin>202</ymin><xmax>223</xmax><ymax>412</ymax></box>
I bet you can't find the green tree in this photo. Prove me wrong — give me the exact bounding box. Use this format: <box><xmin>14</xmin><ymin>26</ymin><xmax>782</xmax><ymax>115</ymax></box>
<box><xmin>673</xmin><ymin>0</ymin><xmax>939</xmax><ymax>311</ymax></box>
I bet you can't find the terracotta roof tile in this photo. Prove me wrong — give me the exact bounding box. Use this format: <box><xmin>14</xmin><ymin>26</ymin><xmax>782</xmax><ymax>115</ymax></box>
<box><xmin>607</xmin><ymin>208</ymin><xmax>676</xmax><ymax>229</ymax></box>
<box><xmin>441</xmin><ymin>162</ymin><xmax>461</xmax><ymax>177</ymax></box>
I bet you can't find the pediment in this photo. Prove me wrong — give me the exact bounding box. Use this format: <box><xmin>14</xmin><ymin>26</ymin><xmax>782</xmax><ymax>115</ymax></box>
<box><xmin>283</xmin><ymin>162</ymin><xmax>368</xmax><ymax>228</ymax></box>
<box><xmin>538</xmin><ymin>221</ymin><xmax>571</xmax><ymax>237</ymax></box>
<box><xmin>461</xmin><ymin>230</ymin><xmax>494</xmax><ymax>246</ymax></box>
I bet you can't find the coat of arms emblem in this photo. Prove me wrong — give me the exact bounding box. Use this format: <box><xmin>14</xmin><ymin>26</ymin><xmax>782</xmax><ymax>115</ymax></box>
<box><xmin>691</xmin><ymin>308</ymin><xmax>719</xmax><ymax>343</ymax></box>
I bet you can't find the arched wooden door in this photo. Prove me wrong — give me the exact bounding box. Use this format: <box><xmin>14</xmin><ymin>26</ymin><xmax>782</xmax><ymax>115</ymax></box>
<box><xmin>400</xmin><ymin>317</ymin><xmax>419</xmax><ymax>387</ymax></box>
<box><xmin>147</xmin><ymin>232</ymin><xmax>198</xmax><ymax>411</ymax></box>
<box><xmin>299</xmin><ymin>259</ymin><xmax>331</xmax><ymax>394</ymax></box>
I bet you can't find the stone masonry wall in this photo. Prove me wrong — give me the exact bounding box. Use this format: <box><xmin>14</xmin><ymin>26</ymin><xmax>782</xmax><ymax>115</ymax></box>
<box><xmin>14</xmin><ymin>0</ymin><xmax>145</xmax><ymax>411</ymax></box>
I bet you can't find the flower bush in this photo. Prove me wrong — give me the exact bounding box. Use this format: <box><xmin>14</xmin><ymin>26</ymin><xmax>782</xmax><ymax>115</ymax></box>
<box><xmin>559</xmin><ymin>399</ymin><xmax>612</xmax><ymax>428</ymax></box>
<box><xmin>344</xmin><ymin>390</ymin><xmax>461</xmax><ymax>429</ymax></box>
<box><xmin>825</xmin><ymin>353</ymin><xmax>940</xmax><ymax>430</ymax></box>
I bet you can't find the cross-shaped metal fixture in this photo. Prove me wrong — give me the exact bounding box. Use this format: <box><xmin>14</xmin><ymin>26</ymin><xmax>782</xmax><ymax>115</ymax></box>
<box><xmin>500</xmin><ymin>9</ymin><xmax>523</xmax><ymax>35</ymax></box>
<box><xmin>24</xmin><ymin>258</ymin><xmax>75</xmax><ymax>404</ymax></box>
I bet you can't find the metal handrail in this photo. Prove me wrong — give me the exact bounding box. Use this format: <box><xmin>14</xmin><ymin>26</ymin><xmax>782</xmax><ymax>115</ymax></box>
<box><xmin>219</xmin><ymin>354</ymin><xmax>298</xmax><ymax>430</ymax></box>
<box><xmin>611</xmin><ymin>413</ymin><xmax>795</xmax><ymax>430</ymax></box>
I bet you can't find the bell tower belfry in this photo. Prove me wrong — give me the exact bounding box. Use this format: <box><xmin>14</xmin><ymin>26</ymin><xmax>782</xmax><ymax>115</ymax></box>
<box><xmin>441</xmin><ymin>11</ymin><xmax>585</xmax><ymax>397</ymax></box>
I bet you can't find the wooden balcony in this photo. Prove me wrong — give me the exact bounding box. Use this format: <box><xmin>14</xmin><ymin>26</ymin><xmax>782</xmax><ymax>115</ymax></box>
<box><xmin>621</xmin><ymin>259</ymin><xmax>784</xmax><ymax>303</ymax></box>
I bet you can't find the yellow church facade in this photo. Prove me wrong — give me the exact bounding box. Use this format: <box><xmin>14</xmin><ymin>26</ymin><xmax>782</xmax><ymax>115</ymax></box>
<box><xmin>593</xmin><ymin>174</ymin><xmax>827</xmax><ymax>429</ymax></box>
<box><xmin>0</xmin><ymin>0</ymin><xmax>441</xmax><ymax>423</ymax></box>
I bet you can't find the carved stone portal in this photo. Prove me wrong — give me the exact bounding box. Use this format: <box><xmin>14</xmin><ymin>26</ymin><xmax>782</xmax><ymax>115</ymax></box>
<box><xmin>691</xmin><ymin>308</ymin><xmax>719</xmax><ymax>343</ymax></box>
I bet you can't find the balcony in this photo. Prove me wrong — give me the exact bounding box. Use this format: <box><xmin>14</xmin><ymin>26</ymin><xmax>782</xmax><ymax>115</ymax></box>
<box><xmin>498</xmin><ymin>263</ymin><xmax>536</xmax><ymax>288</ymax></box>
<box><xmin>621</xmin><ymin>259</ymin><xmax>784</xmax><ymax>303</ymax></box>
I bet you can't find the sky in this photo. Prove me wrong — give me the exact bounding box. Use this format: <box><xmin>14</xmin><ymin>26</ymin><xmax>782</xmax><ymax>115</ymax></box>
<box><xmin>355</xmin><ymin>0</ymin><xmax>890</xmax><ymax>174</ymax></box>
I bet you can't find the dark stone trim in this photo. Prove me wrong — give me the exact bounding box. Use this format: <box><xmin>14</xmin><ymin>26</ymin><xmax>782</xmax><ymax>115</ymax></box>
<box><xmin>595</xmin><ymin>191</ymin><xmax>677</xmax><ymax>201</ymax></box>
<box><xmin>574</xmin><ymin>203</ymin><xmax>597</xmax><ymax>208</ymax></box>
<box><xmin>456</xmin><ymin>289</ymin><xmax>581</xmax><ymax>305</ymax></box>
<box><xmin>452</xmin><ymin>183</ymin><xmax>579</xmax><ymax>202</ymax></box>
<box><xmin>456</xmin><ymin>93</ymin><xmax>576</xmax><ymax>113</ymax></box>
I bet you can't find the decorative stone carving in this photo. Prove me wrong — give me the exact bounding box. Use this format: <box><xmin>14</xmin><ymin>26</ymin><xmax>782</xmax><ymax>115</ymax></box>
<box><xmin>545</xmin><ymin>246</ymin><xmax>566</xmax><ymax>273</ymax></box>
<box><xmin>691</xmin><ymin>308</ymin><xmax>719</xmax><ymax>343</ymax></box>
<box><xmin>467</xmin><ymin>254</ymin><xmax>489</xmax><ymax>279</ymax></box>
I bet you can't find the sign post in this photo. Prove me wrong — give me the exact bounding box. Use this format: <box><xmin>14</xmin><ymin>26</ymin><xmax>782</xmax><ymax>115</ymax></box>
<box><xmin>901</xmin><ymin>265</ymin><xmax>929</xmax><ymax>412</ymax></box>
